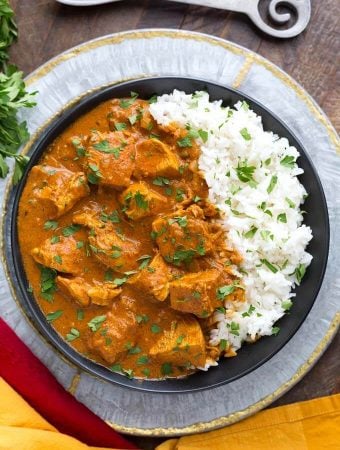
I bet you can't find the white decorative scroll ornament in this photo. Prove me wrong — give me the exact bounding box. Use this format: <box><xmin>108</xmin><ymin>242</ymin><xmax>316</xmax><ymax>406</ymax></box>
<box><xmin>56</xmin><ymin>0</ymin><xmax>311</xmax><ymax>39</ymax></box>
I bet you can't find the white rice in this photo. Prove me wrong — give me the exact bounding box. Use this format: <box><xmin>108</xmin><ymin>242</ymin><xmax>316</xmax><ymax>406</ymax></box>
<box><xmin>150</xmin><ymin>90</ymin><xmax>313</xmax><ymax>354</ymax></box>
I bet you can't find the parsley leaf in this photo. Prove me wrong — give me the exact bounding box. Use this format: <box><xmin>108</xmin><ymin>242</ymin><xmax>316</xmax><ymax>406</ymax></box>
<box><xmin>46</xmin><ymin>310</ymin><xmax>63</xmax><ymax>322</ymax></box>
<box><xmin>280</xmin><ymin>155</ymin><xmax>296</xmax><ymax>168</ymax></box>
<box><xmin>66</xmin><ymin>328</ymin><xmax>80</xmax><ymax>341</ymax></box>
<box><xmin>134</xmin><ymin>191</ymin><xmax>149</xmax><ymax>210</ymax></box>
<box><xmin>44</xmin><ymin>220</ymin><xmax>58</xmax><ymax>231</ymax></box>
<box><xmin>119</xmin><ymin>91</ymin><xmax>138</xmax><ymax>109</ymax></box>
<box><xmin>93</xmin><ymin>140</ymin><xmax>122</xmax><ymax>158</ymax></box>
<box><xmin>240</xmin><ymin>127</ymin><xmax>251</xmax><ymax>140</ymax></box>
<box><xmin>267</xmin><ymin>175</ymin><xmax>278</xmax><ymax>194</ymax></box>
<box><xmin>260</xmin><ymin>258</ymin><xmax>278</xmax><ymax>273</ymax></box>
<box><xmin>87</xmin><ymin>315</ymin><xmax>106</xmax><ymax>332</ymax></box>
<box><xmin>294</xmin><ymin>264</ymin><xmax>306</xmax><ymax>285</ymax></box>
<box><xmin>236</xmin><ymin>161</ymin><xmax>257</xmax><ymax>184</ymax></box>
<box><xmin>177</xmin><ymin>136</ymin><xmax>192</xmax><ymax>148</ymax></box>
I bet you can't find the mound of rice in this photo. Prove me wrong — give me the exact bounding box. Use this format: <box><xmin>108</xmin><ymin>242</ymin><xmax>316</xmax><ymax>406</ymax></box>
<box><xmin>150</xmin><ymin>90</ymin><xmax>313</xmax><ymax>355</ymax></box>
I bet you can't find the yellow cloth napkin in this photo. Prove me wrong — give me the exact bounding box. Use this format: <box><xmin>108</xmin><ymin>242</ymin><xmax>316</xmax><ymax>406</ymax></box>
<box><xmin>1</xmin><ymin>375</ymin><xmax>339</xmax><ymax>450</ymax></box>
<box><xmin>157</xmin><ymin>393</ymin><xmax>340</xmax><ymax>450</ymax></box>
<box><xmin>0</xmin><ymin>377</ymin><xmax>122</xmax><ymax>450</ymax></box>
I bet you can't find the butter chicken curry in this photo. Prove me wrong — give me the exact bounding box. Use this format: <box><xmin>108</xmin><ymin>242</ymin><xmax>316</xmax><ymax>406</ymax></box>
<box><xmin>18</xmin><ymin>93</ymin><xmax>244</xmax><ymax>379</ymax></box>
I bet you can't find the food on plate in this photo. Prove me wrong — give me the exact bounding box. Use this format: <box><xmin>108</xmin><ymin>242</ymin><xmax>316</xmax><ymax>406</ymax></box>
<box><xmin>18</xmin><ymin>90</ymin><xmax>312</xmax><ymax>379</ymax></box>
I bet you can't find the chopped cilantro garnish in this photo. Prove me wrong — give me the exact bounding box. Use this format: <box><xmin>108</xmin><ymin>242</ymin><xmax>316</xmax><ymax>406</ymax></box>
<box><xmin>137</xmin><ymin>254</ymin><xmax>152</xmax><ymax>270</ymax></box>
<box><xmin>44</xmin><ymin>220</ymin><xmax>58</xmax><ymax>231</ymax></box>
<box><xmin>127</xmin><ymin>345</ymin><xmax>141</xmax><ymax>355</ymax></box>
<box><xmin>66</xmin><ymin>327</ymin><xmax>80</xmax><ymax>342</ymax></box>
<box><xmin>243</xmin><ymin>226</ymin><xmax>258</xmax><ymax>239</ymax></box>
<box><xmin>53</xmin><ymin>255</ymin><xmax>62</xmax><ymax>265</ymax></box>
<box><xmin>267</xmin><ymin>175</ymin><xmax>278</xmax><ymax>194</ymax></box>
<box><xmin>87</xmin><ymin>315</ymin><xmax>106</xmax><ymax>332</ymax></box>
<box><xmin>161</xmin><ymin>362</ymin><xmax>173</xmax><ymax>376</ymax></box>
<box><xmin>87</xmin><ymin>163</ymin><xmax>102</xmax><ymax>184</ymax></box>
<box><xmin>113</xmin><ymin>277</ymin><xmax>128</xmax><ymax>286</ymax></box>
<box><xmin>177</xmin><ymin>136</ymin><xmax>192</xmax><ymax>148</ymax></box>
<box><xmin>242</xmin><ymin>305</ymin><xmax>256</xmax><ymax>317</ymax></box>
<box><xmin>77</xmin><ymin>309</ymin><xmax>84</xmax><ymax>320</ymax></box>
<box><xmin>137</xmin><ymin>355</ymin><xmax>149</xmax><ymax>365</ymax></box>
<box><xmin>152</xmin><ymin>176</ymin><xmax>170</xmax><ymax>186</ymax></box>
<box><xmin>294</xmin><ymin>264</ymin><xmax>306</xmax><ymax>285</ymax></box>
<box><xmin>46</xmin><ymin>310</ymin><xmax>63</xmax><ymax>322</ymax></box>
<box><xmin>260</xmin><ymin>258</ymin><xmax>278</xmax><ymax>273</ymax></box>
<box><xmin>114</xmin><ymin>122</ymin><xmax>127</xmax><ymax>131</ymax></box>
<box><xmin>169</xmin><ymin>216</ymin><xmax>188</xmax><ymax>228</ymax></box>
<box><xmin>277</xmin><ymin>213</ymin><xmax>287</xmax><ymax>223</ymax></box>
<box><xmin>40</xmin><ymin>266</ymin><xmax>57</xmax><ymax>302</ymax></box>
<box><xmin>285</xmin><ymin>197</ymin><xmax>295</xmax><ymax>208</ymax></box>
<box><xmin>198</xmin><ymin>129</ymin><xmax>208</xmax><ymax>143</ymax></box>
<box><xmin>217</xmin><ymin>284</ymin><xmax>236</xmax><ymax>300</ymax></box>
<box><xmin>136</xmin><ymin>314</ymin><xmax>149</xmax><ymax>324</ymax></box>
<box><xmin>136</xmin><ymin>314</ymin><xmax>149</xmax><ymax>323</ymax></box>
<box><xmin>230</xmin><ymin>322</ymin><xmax>240</xmax><ymax>336</ymax></box>
<box><xmin>148</xmin><ymin>94</ymin><xmax>158</xmax><ymax>104</ymax></box>
<box><xmin>280</xmin><ymin>155</ymin><xmax>296</xmax><ymax>168</ymax></box>
<box><xmin>93</xmin><ymin>140</ymin><xmax>122</xmax><ymax>158</ymax></box>
<box><xmin>134</xmin><ymin>191</ymin><xmax>149</xmax><ymax>210</ymax></box>
<box><xmin>62</xmin><ymin>224</ymin><xmax>80</xmax><ymax>237</ymax></box>
<box><xmin>151</xmin><ymin>324</ymin><xmax>161</xmax><ymax>333</ymax></box>
<box><xmin>119</xmin><ymin>91</ymin><xmax>138</xmax><ymax>109</ymax></box>
<box><xmin>219</xmin><ymin>339</ymin><xmax>228</xmax><ymax>351</ymax></box>
<box><xmin>240</xmin><ymin>127</ymin><xmax>251</xmax><ymax>140</ymax></box>
<box><xmin>236</xmin><ymin>161</ymin><xmax>257</xmax><ymax>185</ymax></box>
<box><xmin>50</xmin><ymin>236</ymin><xmax>60</xmax><ymax>244</ymax></box>
<box><xmin>100</xmin><ymin>209</ymin><xmax>120</xmax><ymax>223</ymax></box>
<box><xmin>271</xmin><ymin>326</ymin><xmax>280</xmax><ymax>336</ymax></box>
<box><xmin>282</xmin><ymin>299</ymin><xmax>293</xmax><ymax>311</ymax></box>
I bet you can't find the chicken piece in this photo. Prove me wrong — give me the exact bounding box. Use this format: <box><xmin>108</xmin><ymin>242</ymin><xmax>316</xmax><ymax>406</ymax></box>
<box><xmin>134</xmin><ymin>139</ymin><xmax>180</xmax><ymax>179</ymax></box>
<box><xmin>128</xmin><ymin>253</ymin><xmax>170</xmax><ymax>302</ymax></box>
<box><xmin>57</xmin><ymin>276</ymin><xmax>121</xmax><ymax>307</ymax></box>
<box><xmin>73</xmin><ymin>212</ymin><xmax>142</xmax><ymax>273</ymax></box>
<box><xmin>169</xmin><ymin>269</ymin><xmax>222</xmax><ymax>318</ymax></box>
<box><xmin>149</xmin><ymin>316</ymin><xmax>206</xmax><ymax>368</ymax></box>
<box><xmin>86</xmin><ymin>307</ymin><xmax>137</xmax><ymax>364</ymax></box>
<box><xmin>86</xmin><ymin>131</ymin><xmax>135</xmax><ymax>189</ymax></box>
<box><xmin>30</xmin><ymin>165</ymin><xmax>89</xmax><ymax>218</ymax></box>
<box><xmin>31</xmin><ymin>236</ymin><xmax>84</xmax><ymax>275</ymax></box>
<box><xmin>151</xmin><ymin>205</ymin><xmax>214</xmax><ymax>266</ymax></box>
<box><xmin>107</xmin><ymin>98</ymin><xmax>155</xmax><ymax>132</ymax></box>
<box><xmin>119</xmin><ymin>181</ymin><xmax>168</xmax><ymax>220</ymax></box>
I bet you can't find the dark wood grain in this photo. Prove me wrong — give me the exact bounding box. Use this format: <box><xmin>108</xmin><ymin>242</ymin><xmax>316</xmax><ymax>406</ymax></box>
<box><xmin>8</xmin><ymin>0</ymin><xmax>339</xmax><ymax>447</ymax></box>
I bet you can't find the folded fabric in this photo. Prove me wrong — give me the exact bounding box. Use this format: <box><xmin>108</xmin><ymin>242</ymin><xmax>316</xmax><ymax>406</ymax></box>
<box><xmin>0</xmin><ymin>318</ymin><xmax>136</xmax><ymax>449</ymax></box>
<box><xmin>0</xmin><ymin>377</ymin><xmax>127</xmax><ymax>450</ymax></box>
<box><xmin>157</xmin><ymin>394</ymin><xmax>340</xmax><ymax>450</ymax></box>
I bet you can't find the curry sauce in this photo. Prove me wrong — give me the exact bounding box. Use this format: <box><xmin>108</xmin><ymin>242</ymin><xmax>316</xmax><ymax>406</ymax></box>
<box><xmin>18</xmin><ymin>94</ymin><xmax>244</xmax><ymax>380</ymax></box>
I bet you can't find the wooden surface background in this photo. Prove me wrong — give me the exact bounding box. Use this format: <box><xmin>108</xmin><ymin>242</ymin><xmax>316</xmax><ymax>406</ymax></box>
<box><xmin>9</xmin><ymin>0</ymin><xmax>339</xmax><ymax>448</ymax></box>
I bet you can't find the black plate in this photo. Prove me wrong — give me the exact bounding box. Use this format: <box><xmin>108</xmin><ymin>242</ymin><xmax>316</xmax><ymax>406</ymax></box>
<box><xmin>4</xmin><ymin>77</ymin><xmax>329</xmax><ymax>393</ymax></box>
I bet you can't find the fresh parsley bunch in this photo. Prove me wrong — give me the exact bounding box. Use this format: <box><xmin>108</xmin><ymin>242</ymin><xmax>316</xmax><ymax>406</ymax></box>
<box><xmin>0</xmin><ymin>0</ymin><xmax>36</xmax><ymax>183</ymax></box>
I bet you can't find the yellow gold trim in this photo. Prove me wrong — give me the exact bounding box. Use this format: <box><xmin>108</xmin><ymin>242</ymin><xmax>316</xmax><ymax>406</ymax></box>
<box><xmin>232</xmin><ymin>55</ymin><xmax>254</xmax><ymax>89</ymax></box>
<box><xmin>1</xmin><ymin>29</ymin><xmax>339</xmax><ymax>437</ymax></box>
<box><xmin>68</xmin><ymin>373</ymin><xmax>81</xmax><ymax>395</ymax></box>
<box><xmin>107</xmin><ymin>313</ymin><xmax>339</xmax><ymax>436</ymax></box>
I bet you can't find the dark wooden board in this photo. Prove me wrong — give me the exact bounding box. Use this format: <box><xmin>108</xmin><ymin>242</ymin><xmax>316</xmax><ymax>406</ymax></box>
<box><xmin>7</xmin><ymin>0</ymin><xmax>339</xmax><ymax>447</ymax></box>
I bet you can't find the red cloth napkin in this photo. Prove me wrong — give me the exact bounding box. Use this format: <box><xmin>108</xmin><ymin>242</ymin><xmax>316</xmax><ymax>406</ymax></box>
<box><xmin>0</xmin><ymin>318</ymin><xmax>137</xmax><ymax>449</ymax></box>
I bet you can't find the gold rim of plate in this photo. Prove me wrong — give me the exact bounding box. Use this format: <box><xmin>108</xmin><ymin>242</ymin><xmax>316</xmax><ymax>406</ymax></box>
<box><xmin>2</xmin><ymin>29</ymin><xmax>339</xmax><ymax>437</ymax></box>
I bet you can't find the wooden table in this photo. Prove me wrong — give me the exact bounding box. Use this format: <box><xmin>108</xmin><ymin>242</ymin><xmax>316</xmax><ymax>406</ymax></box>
<box><xmin>9</xmin><ymin>0</ymin><xmax>339</xmax><ymax>448</ymax></box>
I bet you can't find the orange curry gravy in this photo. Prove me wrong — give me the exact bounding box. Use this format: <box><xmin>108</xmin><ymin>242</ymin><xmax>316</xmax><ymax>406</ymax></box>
<box><xmin>18</xmin><ymin>95</ymin><xmax>244</xmax><ymax>380</ymax></box>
